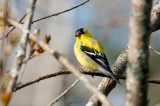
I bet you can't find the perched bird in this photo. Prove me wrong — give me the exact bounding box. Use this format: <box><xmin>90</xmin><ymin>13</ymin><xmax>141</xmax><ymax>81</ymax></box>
<box><xmin>74</xmin><ymin>28</ymin><xmax>120</xmax><ymax>84</ymax></box>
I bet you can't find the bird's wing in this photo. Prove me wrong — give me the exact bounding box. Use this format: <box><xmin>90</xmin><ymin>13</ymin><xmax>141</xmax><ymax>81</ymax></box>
<box><xmin>80</xmin><ymin>38</ymin><xmax>111</xmax><ymax>71</ymax></box>
<box><xmin>80</xmin><ymin>44</ymin><xmax>110</xmax><ymax>71</ymax></box>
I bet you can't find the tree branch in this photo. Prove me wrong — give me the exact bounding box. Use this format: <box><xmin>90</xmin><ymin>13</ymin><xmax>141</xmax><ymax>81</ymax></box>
<box><xmin>31</xmin><ymin>0</ymin><xmax>89</xmax><ymax>24</ymax></box>
<box><xmin>47</xmin><ymin>79</ymin><xmax>80</xmax><ymax>106</ymax></box>
<box><xmin>14</xmin><ymin>70</ymin><xmax>160</xmax><ymax>91</ymax></box>
<box><xmin>0</xmin><ymin>14</ymin><xmax>27</xmax><ymax>40</ymax></box>
<box><xmin>150</xmin><ymin>0</ymin><xmax>160</xmax><ymax>33</ymax></box>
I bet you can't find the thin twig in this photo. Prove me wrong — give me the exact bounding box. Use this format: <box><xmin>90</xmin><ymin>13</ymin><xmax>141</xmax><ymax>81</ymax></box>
<box><xmin>14</xmin><ymin>71</ymin><xmax>71</xmax><ymax>91</ymax></box>
<box><xmin>47</xmin><ymin>79</ymin><xmax>80</xmax><ymax>106</ymax></box>
<box><xmin>14</xmin><ymin>71</ymin><xmax>160</xmax><ymax>91</ymax></box>
<box><xmin>31</xmin><ymin>0</ymin><xmax>89</xmax><ymax>24</ymax></box>
<box><xmin>23</xmin><ymin>54</ymin><xmax>37</xmax><ymax>63</ymax></box>
<box><xmin>7</xmin><ymin>18</ymin><xmax>112</xmax><ymax>106</ymax></box>
<box><xmin>0</xmin><ymin>14</ymin><xmax>27</xmax><ymax>40</ymax></box>
<box><xmin>149</xmin><ymin>45</ymin><xmax>160</xmax><ymax>55</ymax></box>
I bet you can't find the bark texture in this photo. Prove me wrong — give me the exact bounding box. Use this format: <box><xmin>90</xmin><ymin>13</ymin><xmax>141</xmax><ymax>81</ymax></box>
<box><xmin>126</xmin><ymin>0</ymin><xmax>152</xmax><ymax>106</ymax></box>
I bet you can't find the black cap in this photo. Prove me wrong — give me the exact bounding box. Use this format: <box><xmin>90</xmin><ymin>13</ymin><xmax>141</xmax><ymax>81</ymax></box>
<box><xmin>75</xmin><ymin>28</ymin><xmax>84</xmax><ymax>37</ymax></box>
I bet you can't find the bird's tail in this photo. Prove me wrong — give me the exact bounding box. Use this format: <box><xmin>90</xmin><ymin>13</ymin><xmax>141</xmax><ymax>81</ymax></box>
<box><xmin>99</xmin><ymin>66</ymin><xmax>121</xmax><ymax>85</ymax></box>
<box><xmin>108</xmin><ymin>71</ymin><xmax>121</xmax><ymax>85</ymax></box>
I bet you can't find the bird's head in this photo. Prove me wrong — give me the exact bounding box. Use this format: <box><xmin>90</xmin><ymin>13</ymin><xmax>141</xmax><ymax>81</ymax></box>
<box><xmin>75</xmin><ymin>28</ymin><xmax>92</xmax><ymax>40</ymax></box>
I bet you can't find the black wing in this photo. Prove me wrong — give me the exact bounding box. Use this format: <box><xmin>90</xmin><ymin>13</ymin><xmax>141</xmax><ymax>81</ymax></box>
<box><xmin>80</xmin><ymin>45</ymin><xmax>121</xmax><ymax>84</ymax></box>
<box><xmin>80</xmin><ymin>45</ymin><xmax>111</xmax><ymax>72</ymax></box>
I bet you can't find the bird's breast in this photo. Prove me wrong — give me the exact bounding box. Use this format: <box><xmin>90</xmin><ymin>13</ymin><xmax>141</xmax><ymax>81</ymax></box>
<box><xmin>74</xmin><ymin>43</ymin><xmax>98</xmax><ymax>71</ymax></box>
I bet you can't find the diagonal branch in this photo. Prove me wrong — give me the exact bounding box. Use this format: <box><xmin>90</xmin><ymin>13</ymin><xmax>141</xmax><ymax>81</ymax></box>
<box><xmin>47</xmin><ymin>79</ymin><xmax>80</xmax><ymax>106</ymax></box>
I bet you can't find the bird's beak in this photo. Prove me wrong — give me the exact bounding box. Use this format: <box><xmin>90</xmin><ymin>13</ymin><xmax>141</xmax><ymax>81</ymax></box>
<box><xmin>75</xmin><ymin>31</ymin><xmax>80</xmax><ymax>37</ymax></box>
<box><xmin>75</xmin><ymin>28</ymin><xmax>84</xmax><ymax>37</ymax></box>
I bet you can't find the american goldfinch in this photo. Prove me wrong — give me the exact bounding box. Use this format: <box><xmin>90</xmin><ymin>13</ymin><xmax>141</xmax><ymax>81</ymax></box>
<box><xmin>74</xmin><ymin>28</ymin><xmax>120</xmax><ymax>84</ymax></box>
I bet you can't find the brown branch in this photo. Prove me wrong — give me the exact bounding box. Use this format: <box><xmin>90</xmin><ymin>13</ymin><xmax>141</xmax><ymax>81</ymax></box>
<box><xmin>0</xmin><ymin>14</ymin><xmax>27</xmax><ymax>40</ymax></box>
<box><xmin>150</xmin><ymin>0</ymin><xmax>160</xmax><ymax>33</ymax></box>
<box><xmin>14</xmin><ymin>70</ymin><xmax>160</xmax><ymax>91</ymax></box>
<box><xmin>149</xmin><ymin>45</ymin><xmax>160</xmax><ymax>55</ymax></box>
<box><xmin>23</xmin><ymin>54</ymin><xmax>37</xmax><ymax>63</ymax></box>
<box><xmin>47</xmin><ymin>79</ymin><xmax>80</xmax><ymax>106</ymax></box>
<box><xmin>31</xmin><ymin>0</ymin><xmax>89</xmax><ymax>24</ymax></box>
<box><xmin>15</xmin><ymin>71</ymin><xmax>71</xmax><ymax>91</ymax></box>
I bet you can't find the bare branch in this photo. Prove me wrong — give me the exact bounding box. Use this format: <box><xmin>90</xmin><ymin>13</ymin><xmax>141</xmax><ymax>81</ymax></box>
<box><xmin>15</xmin><ymin>71</ymin><xmax>71</xmax><ymax>91</ymax></box>
<box><xmin>0</xmin><ymin>14</ymin><xmax>27</xmax><ymax>40</ymax></box>
<box><xmin>1</xmin><ymin>5</ymin><xmax>30</xmax><ymax>40</ymax></box>
<box><xmin>14</xmin><ymin>70</ymin><xmax>160</xmax><ymax>91</ymax></box>
<box><xmin>149</xmin><ymin>45</ymin><xmax>160</xmax><ymax>55</ymax></box>
<box><xmin>32</xmin><ymin>0</ymin><xmax>89</xmax><ymax>24</ymax></box>
<box><xmin>47</xmin><ymin>79</ymin><xmax>80</xmax><ymax>106</ymax></box>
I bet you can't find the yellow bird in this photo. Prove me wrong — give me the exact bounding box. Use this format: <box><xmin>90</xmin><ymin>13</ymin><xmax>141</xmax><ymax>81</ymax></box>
<box><xmin>74</xmin><ymin>28</ymin><xmax>120</xmax><ymax>84</ymax></box>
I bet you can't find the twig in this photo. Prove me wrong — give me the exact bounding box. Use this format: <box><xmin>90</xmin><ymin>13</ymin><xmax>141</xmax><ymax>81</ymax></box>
<box><xmin>47</xmin><ymin>79</ymin><xmax>80</xmax><ymax>106</ymax></box>
<box><xmin>14</xmin><ymin>70</ymin><xmax>160</xmax><ymax>91</ymax></box>
<box><xmin>7</xmin><ymin>18</ymin><xmax>112</xmax><ymax>106</ymax></box>
<box><xmin>23</xmin><ymin>54</ymin><xmax>37</xmax><ymax>63</ymax></box>
<box><xmin>31</xmin><ymin>0</ymin><xmax>89</xmax><ymax>24</ymax></box>
<box><xmin>0</xmin><ymin>0</ymin><xmax>36</xmax><ymax>105</ymax></box>
<box><xmin>0</xmin><ymin>14</ymin><xmax>27</xmax><ymax>40</ymax></box>
<box><xmin>15</xmin><ymin>71</ymin><xmax>71</xmax><ymax>91</ymax></box>
<box><xmin>149</xmin><ymin>45</ymin><xmax>160</xmax><ymax>55</ymax></box>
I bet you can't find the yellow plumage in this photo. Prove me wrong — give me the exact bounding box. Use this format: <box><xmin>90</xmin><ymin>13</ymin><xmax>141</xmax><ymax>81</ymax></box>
<box><xmin>74</xmin><ymin>28</ymin><xmax>120</xmax><ymax>84</ymax></box>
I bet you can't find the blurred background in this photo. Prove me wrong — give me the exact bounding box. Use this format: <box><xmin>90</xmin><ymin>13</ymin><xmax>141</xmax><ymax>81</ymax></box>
<box><xmin>1</xmin><ymin>0</ymin><xmax>160</xmax><ymax>105</ymax></box>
